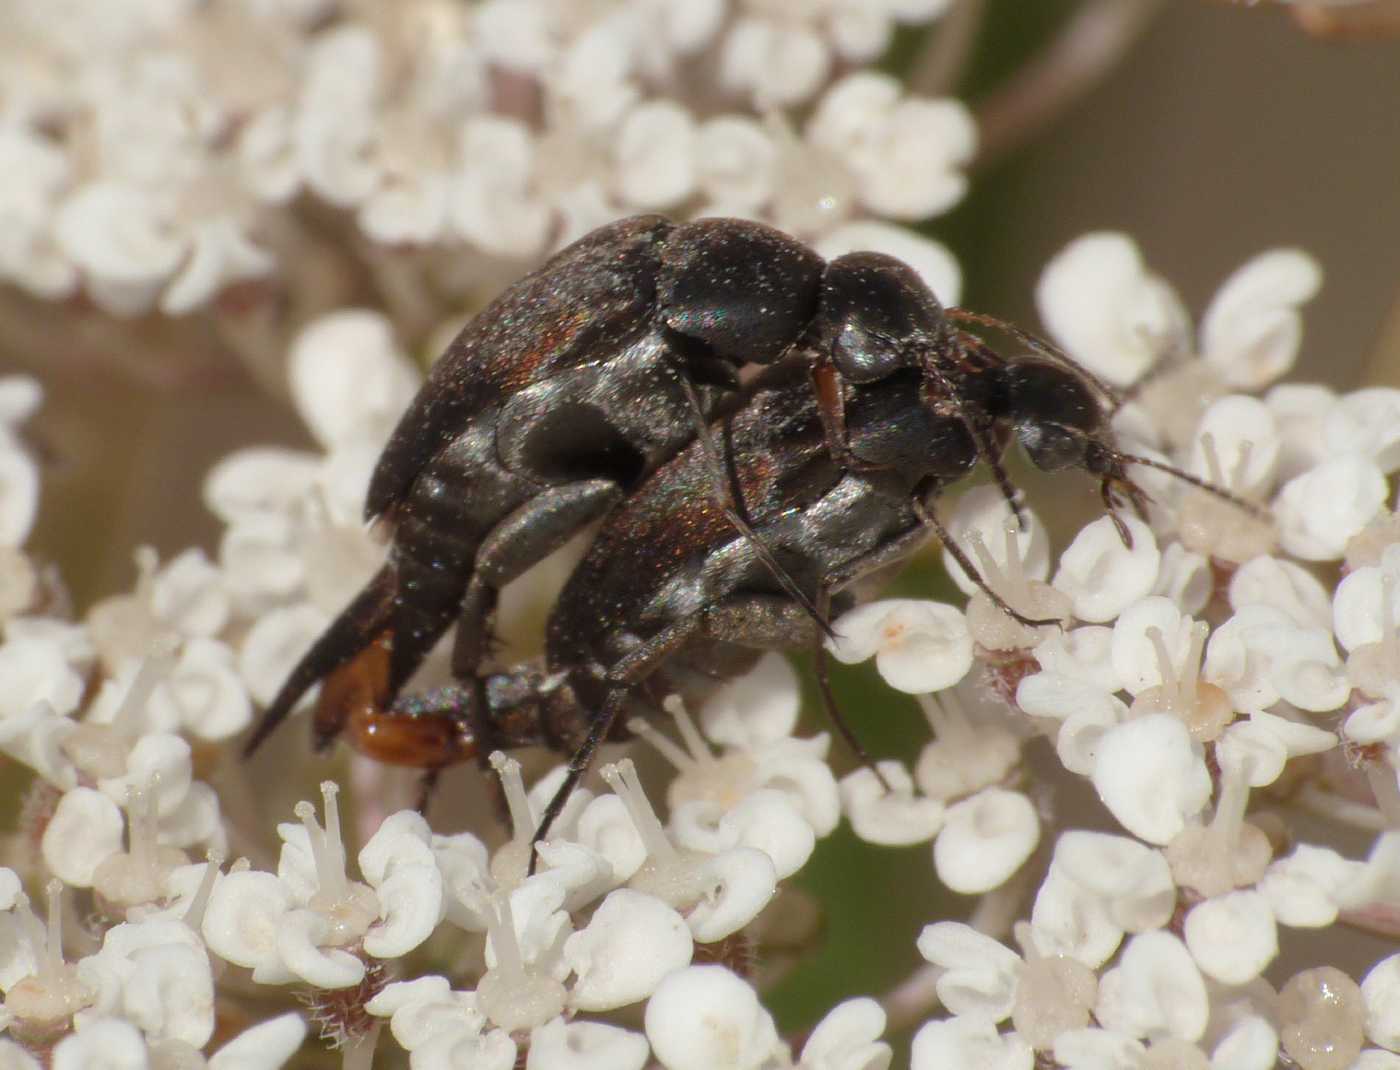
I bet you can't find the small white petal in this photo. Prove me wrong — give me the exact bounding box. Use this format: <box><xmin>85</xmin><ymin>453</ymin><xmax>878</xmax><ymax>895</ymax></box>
<box><xmin>51</xmin><ymin>1018</ymin><xmax>149</xmax><ymax>1070</ymax></box>
<box><xmin>564</xmin><ymin>889</ymin><xmax>692</xmax><ymax>1011</ymax></box>
<box><xmin>934</xmin><ymin>789</ymin><xmax>1039</xmax><ymax>894</ymax></box>
<box><xmin>1189</xmin><ymin>394</ymin><xmax>1280</xmax><ymax>493</ymax></box>
<box><xmin>1229</xmin><ymin>555</ymin><xmax>1332</xmax><ymax>629</ymax></box>
<box><xmin>42</xmin><ymin>787</ymin><xmax>124</xmax><ymax>888</ymax></box>
<box><xmin>201</xmin><ymin>870</ymin><xmax>294</xmax><ymax>983</ymax></box>
<box><xmin>1028</xmin><ymin>869</ymin><xmax>1124</xmax><ymax>969</ymax></box>
<box><xmin>0</xmin><ymin>449</ymin><xmax>39</xmax><ymax>548</ymax></box>
<box><xmin>1052</xmin><ymin>1028</ymin><xmax>1147</xmax><ymax>1070</ymax></box>
<box><xmin>277</xmin><ymin>908</ymin><xmax>366</xmax><ymax>988</ymax></box>
<box><xmin>1274</xmin><ymin>455</ymin><xmax>1387</xmax><ymax>561</ymax></box>
<box><xmin>683</xmin><ymin>848</ymin><xmax>777</xmax><ymax>943</ymax></box>
<box><xmin>1036</xmin><ymin>232</ymin><xmax>1187</xmax><ymax>386</ymax></box>
<box><xmin>841</xmin><ymin>763</ymin><xmax>944</xmax><ymax>846</ymax></box>
<box><xmin>574</xmin><ymin>794</ymin><xmax>647</xmax><ymax>884</ymax></box>
<box><xmin>1110</xmin><ymin>597</ymin><xmax>1193</xmax><ymax>696</ymax></box>
<box><xmin>160</xmin><ymin>218</ymin><xmax>274</xmax><ymax>315</ymax></box>
<box><xmin>1053</xmin><ymin>516</ymin><xmax>1160</xmax><ymax>623</ymax></box>
<box><xmin>358</xmin><ymin>173</ymin><xmax>450</xmax><ymax>246</ymax></box>
<box><xmin>942</xmin><ymin>486</ymin><xmax>1051</xmax><ymax>594</ymax></box>
<box><xmin>55</xmin><ymin>183</ymin><xmax>185</xmax><ymax>316</ymax></box>
<box><xmin>799</xmin><ymin>997</ymin><xmax>891</xmax><ymax>1070</ymax></box>
<box><xmin>615</xmin><ymin>100</ymin><xmax>696</xmax><ymax>210</ymax></box>
<box><xmin>720</xmin><ymin>18</ymin><xmax>829</xmax><ymax>109</ymax></box>
<box><xmin>208</xmin><ymin>1013</ymin><xmax>309</xmax><ymax>1070</ymax></box>
<box><xmin>1199</xmin><ymin>249</ymin><xmax>1320</xmax><ymax>389</ymax></box>
<box><xmin>1208</xmin><ymin>1016</ymin><xmax>1277</xmax><ymax>1070</ymax></box>
<box><xmin>916</xmin><ymin>922</ymin><xmax>1021</xmax><ymax>1021</ymax></box>
<box><xmin>1054</xmin><ymin>832</ymin><xmax>1175</xmax><ymax>934</ymax></box>
<box><xmin>1324</xmin><ymin>388</ymin><xmax>1400</xmax><ymax>473</ymax></box>
<box><xmin>1183</xmin><ymin>892</ymin><xmax>1277</xmax><ymax>984</ymax></box>
<box><xmin>826</xmin><ymin>600</ymin><xmax>972</xmax><ymax>693</ymax></box>
<box><xmin>698</xmin><ymin>652</ymin><xmax>802</xmax><ymax>747</ymax></box>
<box><xmin>1260</xmin><ymin>845</ymin><xmax>1366</xmax><ymax>928</ymax></box>
<box><xmin>526</xmin><ymin>1018</ymin><xmax>649</xmax><ymax>1070</ymax></box>
<box><xmin>695</xmin><ymin>117</ymin><xmax>775</xmax><ymax>210</ymax></box>
<box><xmin>1362</xmin><ymin>954</ymin><xmax>1400</xmax><ymax>1052</ymax></box>
<box><xmin>1095</xmin><ymin>931</ymin><xmax>1208</xmax><ymax>1042</ymax></box>
<box><xmin>910</xmin><ymin>1016</ymin><xmax>1033</xmax><ymax>1070</ymax></box>
<box><xmin>289</xmin><ymin>310</ymin><xmax>420</xmax><ymax>451</ymax></box>
<box><xmin>645</xmin><ymin>966</ymin><xmax>781</xmax><ymax>1070</ymax></box>
<box><xmin>1091</xmin><ymin>715</ymin><xmax>1211</xmax><ymax>844</ymax></box>
<box><xmin>203</xmin><ymin>447</ymin><xmax>320</xmax><ymax>524</ymax></box>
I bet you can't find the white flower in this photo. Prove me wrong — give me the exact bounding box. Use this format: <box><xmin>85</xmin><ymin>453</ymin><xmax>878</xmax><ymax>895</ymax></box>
<box><xmin>840</xmin><ymin>762</ymin><xmax>945</xmax><ymax>846</ymax></box>
<box><xmin>614</xmin><ymin>100</ymin><xmax>697</xmax><ymax>210</ymax></box>
<box><xmin>1036</xmin><ymin>233</ymin><xmax>1188</xmax><ymax>386</ymax></box>
<box><xmin>50</xmin><ymin>1018</ymin><xmax>149</xmax><ymax>1070</ymax></box>
<box><xmin>916</xmin><ymin>922</ymin><xmax>1021</xmax><ymax>1022</ymax></box>
<box><xmin>1274</xmin><ymin>454</ymin><xmax>1388</xmax><ymax>561</ymax></box>
<box><xmin>660</xmin><ymin>655</ymin><xmax>841</xmax><ymax>840</ymax></box>
<box><xmin>526</xmin><ymin>1018</ymin><xmax>649</xmax><ymax>1070</ymax></box>
<box><xmin>1090</xmin><ymin>714</ymin><xmax>1211</xmax><ymax>844</ymax></box>
<box><xmin>76</xmin><ymin>918</ymin><xmax>214</xmax><ymax>1048</ymax></box>
<box><xmin>562</xmin><ymin>889</ymin><xmax>692</xmax><ymax>1011</ymax></box>
<box><xmin>1053</xmin><ymin>516</ymin><xmax>1160</xmax><ymax>623</ymax></box>
<box><xmin>1183</xmin><ymin>891</ymin><xmax>1277</xmax><ymax>985</ymax></box>
<box><xmin>910</xmin><ymin>1016</ymin><xmax>1033</xmax><ymax>1070</ymax></box>
<box><xmin>288</xmin><ymin>310</ymin><xmax>421</xmax><ymax>452</ymax></box>
<box><xmin>645</xmin><ymin>966</ymin><xmax>782</xmax><ymax>1070</ymax></box>
<box><xmin>601</xmin><ymin>761</ymin><xmax>777</xmax><ymax>943</ymax></box>
<box><xmin>826</xmin><ymin>599</ymin><xmax>972</xmax><ymax>693</ymax></box>
<box><xmin>1259</xmin><ymin>845</ymin><xmax>1366</xmax><ymax>928</ymax></box>
<box><xmin>807</xmin><ymin>73</ymin><xmax>974</xmax><ymax>219</ymax></box>
<box><xmin>205</xmin><ymin>786</ymin><xmax>442</xmax><ymax>988</ymax></box>
<box><xmin>798</xmin><ymin>997</ymin><xmax>891</xmax><ymax>1070</ymax></box>
<box><xmin>1362</xmin><ymin>954</ymin><xmax>1400</xmax><ymax>1052</ymax></box>
<box><xmin>933</xmin><ymin>789</ymin><xmax>1039</xmax><ymax>894</ymax></box>
<box><xmin>1036</xmin><ymin>233</ymin><xmax>1318</xmax><ymax>391</ymax></box>
<box><xmin>719</xmin><ymin>17</ymin><xmax>830</xmax><ymax>109</ymax></box>
<box><xmin>1095</xmin><ymin>931</ymin><xmax>1208</xmax><ymax>1042</ymax></box>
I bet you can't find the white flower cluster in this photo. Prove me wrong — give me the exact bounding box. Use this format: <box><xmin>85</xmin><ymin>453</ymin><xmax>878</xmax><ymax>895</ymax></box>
<box><xmin>7</xmin><ymin>228</ymin><xmax>1400</xmax><ymax>1068</ymax></box>
<box><xmin>0</xmin><ymin>0</ymin><xmax>965</xmax><ymax>319</ymax></box>
<box><xmin>823</xmin><ymin>232</ymin><xmax>1400</xmax><ymax>1069</ymax></box>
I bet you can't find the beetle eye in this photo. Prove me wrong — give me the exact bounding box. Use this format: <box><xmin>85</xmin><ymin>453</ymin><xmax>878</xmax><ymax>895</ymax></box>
<box><xmin>1019</xmin><ymin>423</ymin><xmax>1084</xmax><ymax>472</ymax></box>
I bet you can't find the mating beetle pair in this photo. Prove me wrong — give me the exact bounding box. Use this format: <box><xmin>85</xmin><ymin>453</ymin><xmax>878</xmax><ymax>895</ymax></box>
<box><xmin>247</xmin><ymin>214</ymin><xmax>1248</xmax><ymax>844</ymax></box>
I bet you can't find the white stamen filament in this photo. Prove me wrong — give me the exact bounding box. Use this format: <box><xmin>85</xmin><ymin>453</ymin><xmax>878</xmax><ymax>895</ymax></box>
<box><xmin>601</xmin><ymin>759</ymin><xmax>676</xmax><ymax>862</ymax></box>
<box><xmin>489</xmin><ymin>752</ymin><xmax>536</xmax><ymax>840</ymax></box>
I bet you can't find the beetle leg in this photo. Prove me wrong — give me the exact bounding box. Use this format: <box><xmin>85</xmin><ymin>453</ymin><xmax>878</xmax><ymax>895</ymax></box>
<box><xmin>675</xmin><ymin>372</ymin><xmax>837</xmax><ymax>642</ymax></box>
<box><xmin>810</xmin><ymin>586</ymin><xmax>894</xmax><ymax>790</ymax></box>
<box><xmin>452</xmin><ymin>480</ymin><xmax>624</xmax><ymax>675</ymax></box>
<box><xmin>911</xmin><ymin>496</ymin><xmax>1063</xmax><ymax>629</ymax></box>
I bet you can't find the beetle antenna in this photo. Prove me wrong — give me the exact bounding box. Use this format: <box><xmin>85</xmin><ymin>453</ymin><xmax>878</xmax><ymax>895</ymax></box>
<box><xmin>947</xmin><ymin>308</ymin><xmax>1124</xmax><ymax>409</ymax></box>
<box><xmin>1114</xmin><ymin>449</ymin><xmax>1268</xmax><ymax>519</ymax></box>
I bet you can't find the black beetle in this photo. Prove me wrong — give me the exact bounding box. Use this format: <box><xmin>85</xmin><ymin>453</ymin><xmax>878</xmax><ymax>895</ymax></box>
<box><xmin>307</xmin><ymin>295</ymin><xmax>1257</xmax><ymax>848</ymax></box>
<box><xmin>243</xmin><ymin>216</ymin><xmax>980</xmax><ymax>758</ymax></box>
<box><xmin>246</xmin><ymin>215</ymin><xmax>1251</xmax><ymax>772</ymax></box>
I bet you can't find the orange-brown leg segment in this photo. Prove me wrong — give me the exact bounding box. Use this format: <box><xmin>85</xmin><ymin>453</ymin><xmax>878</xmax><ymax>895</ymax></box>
<box><xmin>317</xmin><ymin>634</ymin><xmax>481</xmax><ymax>769</ymax></box>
